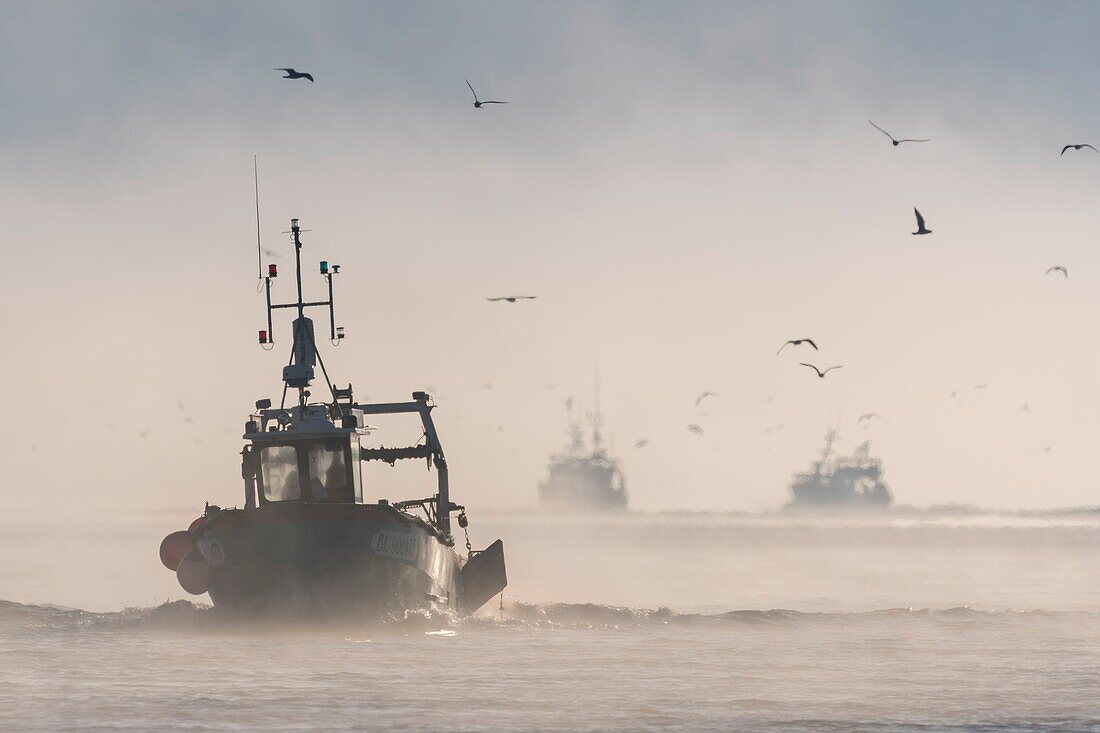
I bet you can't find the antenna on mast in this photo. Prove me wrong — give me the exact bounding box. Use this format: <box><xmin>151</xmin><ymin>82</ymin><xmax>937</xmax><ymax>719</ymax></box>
<box><xmin>257</xmin><ymin>218</ymin><xmax>346</xmax><ymax>408</ymax></box>
<box><xmin>254</xmin><ymin>156</ymin><xmax>263</xmax><ymax>291</ymax></box>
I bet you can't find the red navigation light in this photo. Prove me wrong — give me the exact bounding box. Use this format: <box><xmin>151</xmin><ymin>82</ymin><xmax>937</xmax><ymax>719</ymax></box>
<box><xmin>258</xmin><ymin>330</ymin><xmax>269</xmax><ymax>344</ymax></box>
<box><xmin>268</xmin><ymin>263</ymin><xmax>278</xmax><ymax>278</ymax></box>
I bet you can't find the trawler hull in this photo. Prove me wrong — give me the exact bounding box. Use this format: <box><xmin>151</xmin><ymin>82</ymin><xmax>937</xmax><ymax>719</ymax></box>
<box><xmin>191</xmin><ymin>504</ymin><xmax>461</xmax><ymax>615</ymax></box>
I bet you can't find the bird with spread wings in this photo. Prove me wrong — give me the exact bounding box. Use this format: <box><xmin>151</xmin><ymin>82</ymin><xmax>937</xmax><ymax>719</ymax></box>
<box><xmin>487</xmin><ymin>296</ymin><xmax>537</xmax><ymax>303</ymax></box>
<box><xmin>777</xmin><ymin>338</ymin><xmax>818</xmax><ymax>354</ymax></box>
<box><xmin>275</xmin><ymin>68</ymin><xmax>314</xmax><ymax>82</ymax></box>
<box><xmin>466</xmin><ymin>80</ymin><xmax>507</xmax><ymax>108</ymax></box>
<box><xmin>1061</xmin><ymin>144</ymin><xmax>1098</xmax><ymax>156</ymax></box>
<box><xmin>801</xmin><ymin>363</ymin><xmax>843</xmax><ymax>379</ymax></box>
<box><xmin>869</xmin><ymin>119</ymin><xmax>930</xmax><ymax>146</ymax></box>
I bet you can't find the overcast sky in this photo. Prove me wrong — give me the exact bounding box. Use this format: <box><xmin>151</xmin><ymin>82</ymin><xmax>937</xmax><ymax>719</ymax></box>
<box><xmin>4</xmin><ymin>1</ymin><xmax>1100</xmax><ymax>517</ymax></box>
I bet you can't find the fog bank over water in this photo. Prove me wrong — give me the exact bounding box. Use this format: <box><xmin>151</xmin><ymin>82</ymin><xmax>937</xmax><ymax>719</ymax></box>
<box><xmin>6</xmin><ymin>504</ymin><xmax>1100</xmax><ymax>731</ymax></box>
<box><xmin>4</xmin><ymin>510</ymin><xmax>1098</xmax><ymax>613</ymax></box>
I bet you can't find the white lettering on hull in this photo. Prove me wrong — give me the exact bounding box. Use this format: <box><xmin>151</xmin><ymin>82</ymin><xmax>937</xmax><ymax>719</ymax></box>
<box><xmin>372</xmin><ymin>530</ymin><xmax>420</xmax><ymax>563</ymax></box>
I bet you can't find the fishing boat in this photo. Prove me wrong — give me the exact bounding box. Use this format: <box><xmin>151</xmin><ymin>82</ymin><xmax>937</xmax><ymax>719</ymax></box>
<box><xmin>785</xmin><ymin>430</ymin><xmax>892</xmax><ymax>511</ymax></box>
<box><xmin>159</xmin><ymin>218</ymin><xmax>506</xmax><ymax>616</ymax></box>
<box><xmin>538</xmin><ymin>391</ymin><xmax>627</xmax><ymax>512</ymax></box>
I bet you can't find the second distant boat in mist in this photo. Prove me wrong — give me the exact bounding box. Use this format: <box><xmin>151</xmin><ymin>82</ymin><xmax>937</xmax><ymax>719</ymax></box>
<box><xmin>785</xmin><ymin>430</ymin><xmax>893</xmax><ymax>511</ymax></box>
<box><xmin>538</xmin><ymin>394</ymin><xmax>628</xmax><ymax>513</ymax></box>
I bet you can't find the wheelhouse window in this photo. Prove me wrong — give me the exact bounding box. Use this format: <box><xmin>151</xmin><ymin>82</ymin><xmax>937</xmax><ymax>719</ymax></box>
<box><xmin>308</xmin><ymin>442</ymin><xmax>351</xmax><ymax>501</ymax></box>
<box><xmin>261</xmin><ymin>445</ymin><xmax>301</xmax><ymax>501</ymax></box>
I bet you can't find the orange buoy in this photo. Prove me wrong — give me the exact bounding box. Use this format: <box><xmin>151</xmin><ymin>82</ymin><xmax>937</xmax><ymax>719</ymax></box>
<box><xmin>187</xmin><ymin>516</ymin><xmax>204</xmax><ymax>533</ymax></box>
<box><xmin>159</xmin><ymin>530</ymin><xmax>193</xmax><ymax>571</ymax></box>
<box><xmin>176</xmin><ymin>549</ymin><xmax>211</xmax><ymax>595</ymax></box>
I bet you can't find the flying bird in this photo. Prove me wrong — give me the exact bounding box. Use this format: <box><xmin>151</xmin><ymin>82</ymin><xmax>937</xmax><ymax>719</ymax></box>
<box><xmin>487</xmin><ymin>296</ymin><xmax>537</xmax><ymax>303</ymax></box>
<box><xmin>857</xmin><ymin>412</ymin><xmax>882</xmax><ymax>423</ymax></box>
<box><xmin>912</xmin><ymin>208</ymin><xmax>932</xmax><ymax>235</ymax></box>
<box><xmin>1060</xmin><ymin>144</ymin><xmax>1098</xmax><ymax>156</ymax></box>
<box><xmin>275</xmin><ymin>68</ymin><xmax>314</xmax><ymax>82</ymax></box>
<box><xmin>687</xmin><ymin>424</ymin><xmax>705</xmax><ymax>436</ymax></box>
<box><xmin>776</xmin><ymin>339</ymin><xmax>818</xmax><ymax>355</ymax></box>
<box><xmin>1046</xmin><ymin>266</ymin><xmax>1068</xmax><ymax>278</ymax></box>
<box><xmin>695</xmin><ymin>391</ymin><xmax>719</xmax><ymax>406</ymax></box>
<box><xmin>868</xmin><ymin>119</ymin><xmax>930</xmax><ymax>146</ymax></box>
<box><xmin>800</xmin><ymin>363</ymin><xmax>843</xmax><ymax>379</ymax></box>
<box><xmin>466</xmin><ymin>80</ymin><xmax>507</xmax><ymax>108</ymax></box>
<box><xmin>973</xmin><ymin>384</ymin><xmax>987</xmax><ymax>391</ymax></box>
<box><xmin>634</xmin><ymin>438</ymin><xmax>649</xmax><ymax>449</ymax></box>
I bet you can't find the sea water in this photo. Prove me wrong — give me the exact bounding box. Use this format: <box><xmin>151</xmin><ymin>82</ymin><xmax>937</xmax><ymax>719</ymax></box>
<box><xmin>2</xmin><ymin>512</ymin><xmax>1099</xmax><ymax>731</ymax></box>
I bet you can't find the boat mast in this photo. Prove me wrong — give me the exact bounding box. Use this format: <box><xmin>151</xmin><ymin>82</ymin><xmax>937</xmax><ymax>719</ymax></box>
<box><xmin>589</xmin><ymin>369</ymin><xmax>604</xmax><ymax>453</ymax></box>
<box><xmin>257</xmin><ymin>218</ymin><xmax>345</xmax><ymax>409</ymax></box>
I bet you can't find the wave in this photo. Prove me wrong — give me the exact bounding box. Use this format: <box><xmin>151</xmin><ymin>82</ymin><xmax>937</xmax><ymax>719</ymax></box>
<box><xmin>3</xmin><ymin>598</ymin><xmax>1094</xmax><ymax>634</ymax></box>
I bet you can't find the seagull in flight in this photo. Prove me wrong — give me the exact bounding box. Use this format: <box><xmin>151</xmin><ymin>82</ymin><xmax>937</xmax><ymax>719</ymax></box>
<box><xmin>801</xmin><ymin>363</ymin><xmax>843</xmax><ymax>379</ymax></box>
<box><xmin>776</xmin><ymin>338</ymin><xmax>818</xmax><ymax>355</ymax></box>
<box><xmin>687</xmin><ymin>424</ymin><xmax>705</xmax><ymax>436</ymax></box>
<box><xmin>466</xmin><ymin>80</ymin><xmax>507</xmax><ymax>108</ymax></box>
<box><xmin>857</xmin><ymin>412</ymin><xmax>882</xmax><ymax>423</ymax></box>
<box><xmin>275</xmin><ymin>68</ymin><xmax>314</xmax><ymax>82</ymax></box>
<box><xmin>695</xmin><ymin>391</ymin><xmax>719</xmax><ymax>406</ymax></box>
<box><xmin>1046</xmin><ymin>266</ymin><xmax>1068</xmax><ymax>278</ymax></box>
<box><xmin>868</xmin><ymin>119</ymin><xmax>930</xmax><ymax>146</ymax></box>
<box><xmin>1060</xmin><ymin>144</ymin><xmax>1098</xmax><ymax>156</ymax></box>
<box><xmin>634</xmin><ymin>438</ymin><xmax>649</xmax><ymax>449</ymax></box>
<box><xmin>912</xmin><ymin>208</ymin><xmax>932</xmax><ymax>235</ymax></box>
<box><xmin>487</xmin><ymin>296</ymin><xmax>537</xmax><ymax>303</ymax></box>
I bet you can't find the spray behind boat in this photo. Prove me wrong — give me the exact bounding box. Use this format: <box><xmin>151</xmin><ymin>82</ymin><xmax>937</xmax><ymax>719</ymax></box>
<box><xmin>159</xmin><ymin>217</ymin><xmax>505</xmax><ymax>615</ymax></box>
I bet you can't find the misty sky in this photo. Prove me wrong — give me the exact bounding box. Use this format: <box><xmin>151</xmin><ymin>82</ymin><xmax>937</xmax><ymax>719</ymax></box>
<box><xmin>3</xmin><ymin>1</ymin><xmax>1100</xmax><ymax>517</ymax></box>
